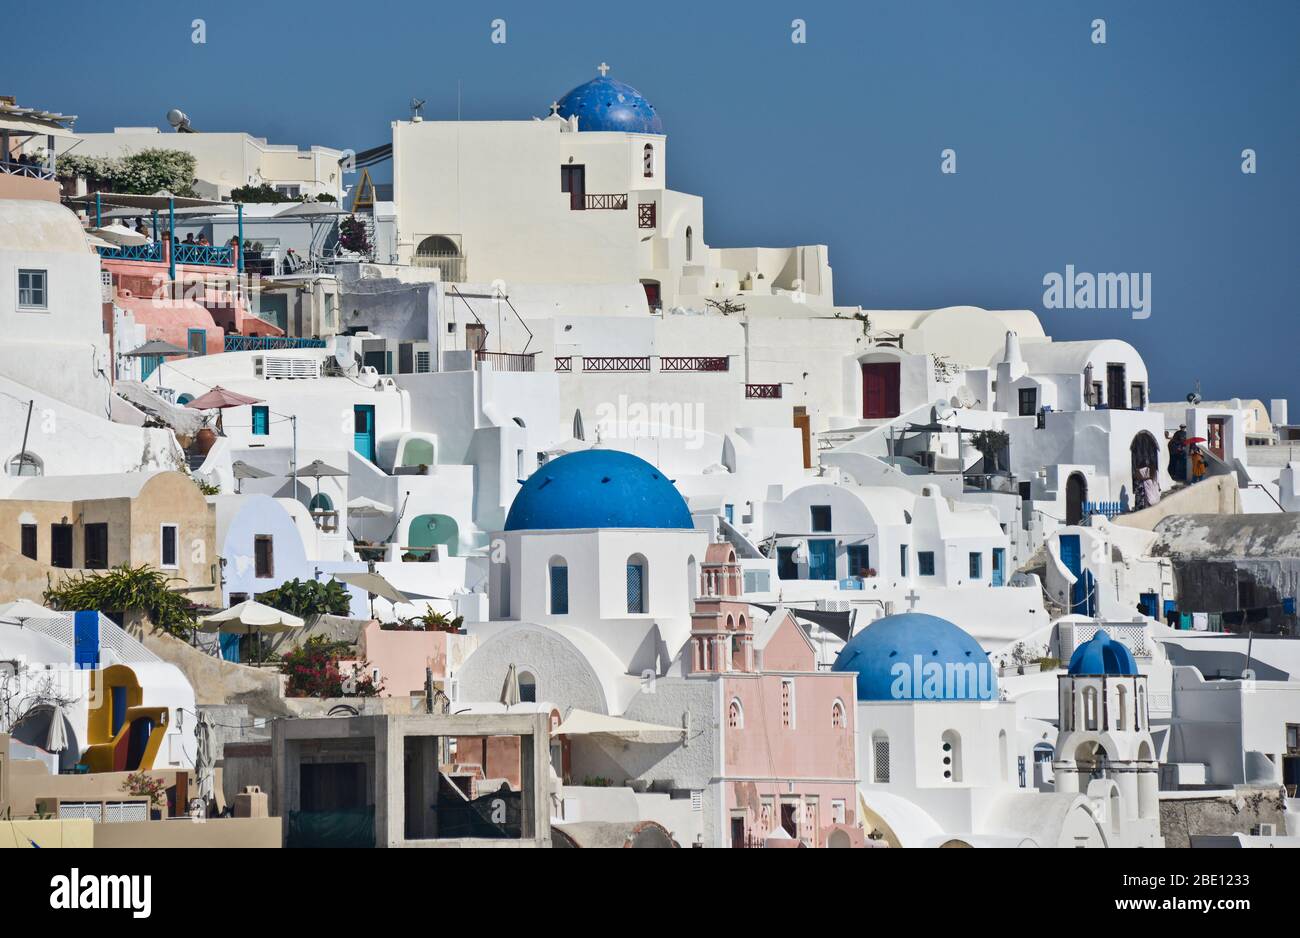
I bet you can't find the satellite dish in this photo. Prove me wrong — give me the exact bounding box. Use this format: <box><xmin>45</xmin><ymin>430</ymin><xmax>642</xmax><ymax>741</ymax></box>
<box><xmin>166</xmin><ymin>108</ymin><xmax>195</xmax><ymax>133</ymax></box>
<box><xmin>951</xmin><ymin>386</ymin><xmax>976</xmax><ymax>409</ymax></box>
<box><xmin>410</xmin><ymin>98</ymin><xmax>426</xmax><ymax>122</ymax></box>
<box><xmin>1186</xmin><ymin>391</ymin><xmax>1202</xmax><ymax>405</ymax></box>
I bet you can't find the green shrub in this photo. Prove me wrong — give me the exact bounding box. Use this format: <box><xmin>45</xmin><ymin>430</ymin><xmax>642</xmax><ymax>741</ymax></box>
<box><xmin>44</xmin><ymin>564</ymin><xmax>197</xmax><ymax>638</ymax></box>
<box><xmin>256</xmin><ymin>578</ymin><xmax>352</xmax><ymax>618</ymax></box>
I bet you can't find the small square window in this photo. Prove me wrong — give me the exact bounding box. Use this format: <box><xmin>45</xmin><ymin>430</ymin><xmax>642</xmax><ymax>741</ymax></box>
<box><xmin>918</xmin><ymin>551</ymin><xmax>935</xmax><ymax>577</ymax></box>
<box><xmin>18</xmin><ymin>269</ymin><xmax>47</xmax><ymax>308</ymax></box>
<box><xmin>810</xmin><ymin>505</ymin><xmax>832</xmax><ymax>532</ymax></box>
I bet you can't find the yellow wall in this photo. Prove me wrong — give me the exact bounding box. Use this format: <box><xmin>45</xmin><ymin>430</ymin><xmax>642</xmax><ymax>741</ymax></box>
<box><xmin>0</xmin><ymin>819</ymin><xmax>93</xmax><ymax>848</ymax></box>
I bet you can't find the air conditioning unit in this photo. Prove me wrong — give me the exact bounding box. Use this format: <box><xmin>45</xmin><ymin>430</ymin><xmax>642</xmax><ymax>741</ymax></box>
<box><xmin>253</xmin><ymin>355</ymin><xmax>264</xmax><ymax>377</ymax></box>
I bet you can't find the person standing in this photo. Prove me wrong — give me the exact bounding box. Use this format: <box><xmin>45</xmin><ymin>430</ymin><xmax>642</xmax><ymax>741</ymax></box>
<box><xmin>1168</xmin><ymin>424</ymin><xmax>1188</xmax><ymax>482</ymax></box>
<box><xmin>1191</xmin><ymin>446</ymin><xmax>1207</xmax><ymax>484</ymax></box>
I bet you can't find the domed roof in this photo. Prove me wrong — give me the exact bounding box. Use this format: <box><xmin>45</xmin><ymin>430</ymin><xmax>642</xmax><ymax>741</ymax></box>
<box><xmin>831</xmin><ymin>613</ymin><xmax>997</xmax><ymax>702</ymax></box>
<box><xmin>1067</xmin><ymin>631</ymin><xmax>1139</xmax><ymax>676</ymax></box>
<box><xmin>553</xmin><ymin>75</ymin><xmax>663</xmax><ymax>134</ymax></box>
<box><xmin>504</xmin><ymin>449</ymin><xmax>693</xmax><ymax>531</ymax></box>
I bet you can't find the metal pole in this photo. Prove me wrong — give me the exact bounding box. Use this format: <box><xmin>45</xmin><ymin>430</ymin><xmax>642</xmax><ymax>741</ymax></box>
<box><xmin>95</xmin><ymin>191</ymin><xmax>101</xmax><ymax>228</ymax></box>
<box><xmin>291</xmin><ymin>415</ymin><xmax>299</xmax><ymax>503</ymax></box>
<box><xmin>237</xmin><ymin>203</ymin><xmax>244</xmax><ymax>273</ymax></box>
<box><xmin>17</xmin><ymin>400</ymin><xmax>34</xmax><ymax>474</ymax></box>
<box><xmin>168</xmin><ymin>197</ymin><xmax>176</xmax><ymax>284</ymax></box>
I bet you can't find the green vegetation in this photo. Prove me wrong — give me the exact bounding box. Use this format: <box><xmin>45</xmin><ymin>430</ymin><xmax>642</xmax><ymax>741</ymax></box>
<box><xmin>256</xmin><ymin>577</ymin><xmax>352</xmax><ymax>618</ymax></box>
<box><xmin>281</xmin><ymin>636</ymin><xmax>382</xmax><ymax>698</ymax></box>
<box><xmin>59</xmin><ymin>149</ymin><xmax>198</xmax><ymax>197</ymax></box>
<box><xmin>44</xmin><ymin>564</ymin><xmax>197</xmax><ymax>638</ymax></box>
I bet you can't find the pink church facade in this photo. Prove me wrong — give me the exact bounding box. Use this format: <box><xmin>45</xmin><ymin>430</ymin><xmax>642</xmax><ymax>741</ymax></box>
<box><xmin>689</xmin><ymin>543</ymin><xmax>861</xmax><ymax>847</ymax></box>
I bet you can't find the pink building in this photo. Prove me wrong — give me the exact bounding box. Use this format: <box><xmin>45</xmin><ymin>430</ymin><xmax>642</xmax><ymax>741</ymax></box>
<box><xmin>358</xmin><ymin>620</ymin><xmax>478</xmax><ymax>701</ymax></box>
<box><xmin>689</xmin><ymin>543</ymin><xmax>861</xmax><ymax>847</ymax></box>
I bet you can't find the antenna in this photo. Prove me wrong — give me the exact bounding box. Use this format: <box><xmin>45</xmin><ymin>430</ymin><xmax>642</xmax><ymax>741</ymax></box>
<box><xmin>409</xmin><ymin>98</ymin><xmax>426</xmax><ymax>123</ymax></box>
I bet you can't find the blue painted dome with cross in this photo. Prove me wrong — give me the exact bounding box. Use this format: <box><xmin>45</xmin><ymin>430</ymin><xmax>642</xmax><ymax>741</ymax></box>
<box><xmin>831</xmin><ymin>612</ymin><xmax>998</xmax><ymax>702</ymax></box>
<box><xmin>504</xmin><ymin>449</ymin><xmax>692</xmax><ymax>531</ymax></box>
<box><xmin>553</xmin><ymin>71</ymin><xmax>663</xmax><ymax>134</ymax></box>
<box><xmin>1067</xmin><ymin>630</ymin><xmax>1139</xmax><ymax>676</ymax></box>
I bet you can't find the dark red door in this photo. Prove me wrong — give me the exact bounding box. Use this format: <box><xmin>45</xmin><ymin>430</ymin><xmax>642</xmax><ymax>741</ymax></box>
<box><xmin>642</xmin><ymin>282</ymin><xmax>661</xmax><ymax>311</ymax></box>
<box><xmin>862</xmin><ymin>362</ymin><xmax>900</xmax><ymax>418</ymax></box>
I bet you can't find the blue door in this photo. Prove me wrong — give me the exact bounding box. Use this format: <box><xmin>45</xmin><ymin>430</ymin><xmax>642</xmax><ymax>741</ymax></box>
<box><xmin>353</xmin><ymin>405</ymin><xmax>376</xmax><ymax>462</ymax></box>
<box><xmin>251</xmin><ymin>405</ymin><xmax>270</xmax><ymax>436</ymax></box>
<box><xmin>187</xmin><ymin>328</ymin><xmax>207</xmax><ymax>356</ymax></box>
<box><xmin>1059</xmin><ymin>534</ymin><xmax>1094</xmax><ymax>615</ymax></box>
<box><xmin>1139</xmin><ymin>592</ymin><xmax>1159</xmax><ymax>618</ymax></box>
<box><xmin>140</xmin><ymin>354</ymin><xmax>164</xmax><ymax>381</ymax></box>
<box><xmin>808</xmin><ymin>539</ymin><xmax>837</xmax><ymax>580</ymax></box>
<box><xmin>991</xmin><ymin>548</ymin><xmax>1005</xmax><ymax>586</ymax></box>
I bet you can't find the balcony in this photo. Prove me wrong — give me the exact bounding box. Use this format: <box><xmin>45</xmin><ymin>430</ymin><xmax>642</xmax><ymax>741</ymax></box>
<box><xmin>745</xmin><ymin>383</ymin><xmax>783</xmax><ymax>399</ymax></box>
<box><xmin>225</xmin><ymin>335</ymin><xmax>326</xmax><ymax>353</ymax></box>
<box><xmin>475</xmin><ymin>349</ymin><xmax>536</xmax><ymax>372</ymax></box>
<box><xmin>583</xmin><ymin>193</ymin><xmax>628</xmax><ymax>210</ymax></box>
<box><xmin>97</xmin><ymin>242</ymin><xmax>164</xmax><ymax>263</ymax></box>
<box><xmin>582</xmin><ymin>356</ymin><xmax>650</xmax><ymax>373</ymax></box>
<box><xmin>638</xmin><ymin>202</ymin><xmax>656</xmax><ymax>228</ymax></box>
<box><xmin>172</xmin><ymin>242</ymin><xmax>234</xmax><ymax>267</ymax></box>
<box><xmin>660</xmin><ymin>356</ymin><xmax>729</xmax><ymax>372</ymax></box>
<box><xmin>554</xmin><ymin>356</ymin><xmax>572</xmax><ymax>373</ymax></box>
<box><xmin>410</xmin><ymin>253</ymin><xmax>467</xmax><ymax>282</ymax></box>
<box><xmin>0</xmin><ymin>158</ymin><xmax>54</xmax><ymax>181</ymax></box>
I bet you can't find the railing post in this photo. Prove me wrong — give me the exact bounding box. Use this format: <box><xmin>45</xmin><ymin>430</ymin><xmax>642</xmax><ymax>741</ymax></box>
<box><xmin>237</xmin><ymin>203</ymin><xmax>244</xmax><ymax>274</ymax></box>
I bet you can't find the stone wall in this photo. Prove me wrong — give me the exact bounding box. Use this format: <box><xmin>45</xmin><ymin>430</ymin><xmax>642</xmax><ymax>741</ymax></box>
<box><xmin>1159</xmin><ymin>786</ymin><xmax>1289</xmax><ymax>848</ymax></box>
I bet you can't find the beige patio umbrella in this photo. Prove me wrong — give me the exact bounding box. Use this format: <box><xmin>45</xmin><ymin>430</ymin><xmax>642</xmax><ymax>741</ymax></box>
<box><xmin>0</xmin><ymin>599</ymin><xmax>59</xmax><ymax>625</ymax></box>
<box><xmin>198</xmin><ymin>599</ymin><xmax>304</xmax><ymax>663</ymax></box>
<box><xmin>329</xmin><ymin>570</ymin><xmax>441</xmax><ymax>618</ymax></box>
<box><xmin>501</xmin><ymin>663</ymin><xmax>521</xmax><ymax>708</ymax></box>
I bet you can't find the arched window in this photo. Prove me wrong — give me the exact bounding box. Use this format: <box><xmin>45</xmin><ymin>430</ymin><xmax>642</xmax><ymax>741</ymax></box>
<box><xmin>6</xmin><ymin>452</ymin><xmax>43</xmax><ymax>477</ymax></box>
<box><xmin>518</xmin><ymin>670</ymin><xmax>536</xmax><ymax>703</ymax></box>
<box><xmin>687</xmin><ymin>554</ymin><xmax>697</xmax><ymax>600</ymax></box>
<box><xmin>309</xmin><ymin>492</ymin><xmax>334</xmax><ymax>513</ymax></box>
<box><xmin>831</xmin><ymin>700</ymin><xmax>846</xmax><ymax>730</ymax></box>
<box><xmin>1082</xmin><ymin>685</ymin><xmax>1099</xmax><ymax>731</ymax></box>
<box><xmin>871</xmin><ymin>731</ymin><xmax>891</xmax><ymax>783</ymax></box>
<box><xmin>495</xmin><ymin>559</ymin><xmax>511</xmax><ymax>618</ymax></box>
<box><xmin>626</xmin><ymin>553</ymin><xmax>647</xmax><ymax>613</ymax></box>
<box><xmin>685</xmin><ymin>226</ymin><xmax>693</xmax><ymax>263</ymax></box>
<box><xmin>643</xmin><ymin>143</ymin><xmax>654</xmax><ymax>178</ymax></box>
<box><xmin>1136</xmin><ymin>685</ymin><xmax>1145</xmax><ymax>730</ymax></box>
<box><xmin>548</xmin><ymin>556</ymin><xmax>568</xmax><ymax>615</ymax></box>
<box><xmin>728</xmin><ymin>698</ymin><xmax>743</xmax><ymax>729</ymax></box>
<box><xmin>1116</xmin><ymin>684</ymin><xmax>1128</xmax><ymax>731</ymax></box>
<box><xmin>941</xmin><ymin>730</ymin><xmax>963</xmax><ymax>782</ymax></box>
<box><xmin>998</xmin><ymin>729</ymin><xmax>1009</xmax><ymax>782</ymax></box>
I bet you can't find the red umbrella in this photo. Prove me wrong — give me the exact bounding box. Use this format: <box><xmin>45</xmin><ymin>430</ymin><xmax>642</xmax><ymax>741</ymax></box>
<box><xmin>185</xmin><ymin>386</ymin><xmax>263</xmax><ymax>410</ymax></box>
<box><xmin>1183</xmin><ymin>436</ymin><xmax>1207</xmax><ymax>446</ymax></box>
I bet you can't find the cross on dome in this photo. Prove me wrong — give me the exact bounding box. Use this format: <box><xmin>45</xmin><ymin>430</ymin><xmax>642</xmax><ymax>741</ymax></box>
<box><xmin>548</xmin><ymin>101</ymin><xmax>561</xmax><ymax>116</ymax></box>
<box><xmin>596</xmin><ymin>62</ymin><xmax>610</xmax><ymax>77</ymax></box>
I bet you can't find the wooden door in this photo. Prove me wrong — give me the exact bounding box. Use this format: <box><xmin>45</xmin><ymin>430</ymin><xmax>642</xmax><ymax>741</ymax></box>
<box><xmin>1106</xmin><ymin>364</ymin><xmax>1127</xmax><ymax>409</ymax></box>
<box><xmin>862</xmin><ymin>362</ymin><xmax>900</xmax><ymax>418</ymax></box>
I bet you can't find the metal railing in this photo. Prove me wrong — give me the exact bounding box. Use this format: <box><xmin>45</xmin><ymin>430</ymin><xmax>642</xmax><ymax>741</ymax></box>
<box><xmin>554</xmin><ymin>356</ymin><xmax>572</xmax><ymax>373</ymax></box>
<box><xmin>475</xmin><ymin>349</ymin><xmax>536</xmax><ymax>372</ymax></box>
<box><xmin>638</xmin><ymin>202</ymin><xmax>656</xmax><ymax>228</ymax></box>
<box><xmin>584</xmin><ymin>193</ymin><xmax>628</xmax><ymax>210</ymax></box>
<box><xmin>97</xmin><ymin>242</ymin><xmax>164</xmax><ymax>263</ymax></box>
<box><xmin>411</xmin><ymin>253</ymin><xmax>467</xmax><ymax>282</ymax></box>
<box><xmin>660</xmin><ymin>356</ymin><xmax>729</xmax><ymax>372</ymax></box>
<box><xmin>172</xmin><ymin>243</ymin><xmax>234</xmax><ymax>267</ymax></box>
<box><xmin>745</xmin><ymin>383</ymin><xmax>782</xmax><ymax>399</ymax></box>
<box><xmin>582</xmin><ymin>356</ymin><xmax>650</xmax><ymax>372</ymax></box>
<box><xmin>0</xmin><ymin>159</ymin><xmax>54</xmax><ymax>180</ymax></box>
<box><xmin>225</xmin><ymin>335</ymin><xmax>326</xmax><ymax>353</ymax></box>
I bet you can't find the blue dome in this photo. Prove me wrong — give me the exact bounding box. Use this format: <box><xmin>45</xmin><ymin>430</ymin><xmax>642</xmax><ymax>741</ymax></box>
<box><xmin>831</xmin><ymin>613</ymin><xmax>997</xmax><ymax>702</ymax></box>
<box><xmin>553</xmin><ymin>76</ymin><xmax>663</xmax><ymax>134</ymax></box>
<box><xmin>1067</xmin><ymin>631</ymin><xmax>1139</xmax><ymax>676</ymax></box>
<box><xmin>504</xmin><ymin>449</ymin><xmax>693</xmax><ymax>531</ymax></box>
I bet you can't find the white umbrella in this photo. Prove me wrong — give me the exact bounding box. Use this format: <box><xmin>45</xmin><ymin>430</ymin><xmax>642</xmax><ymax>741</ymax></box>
<box><xmin>198</xmin><ymin>599</ymin><xmax>305</xmax><ymax>663</ymax></box>
<box><xmin>274</xmin><ymin>201</ymin><xmax>348</xmax><ymax>218</ymax></box>
<box><xmin>45</xmin><ymin>704</ymin><xmax>69</xmax><ymax>753</ymax></box>
<box><xmin>346</xmin><ymin>496</ymin><xmax>393</xmax><ymax>517</ymax></box>
<box><xmin>195</xmin><ymin>712</ymin><xmax>216</xmax><ymax>810</ymax></box>
<box><xmin>501</xmin><ymin>663</ymin><xmax>520</xmax><ymax>708</ymax></box>
<box><xmin>0</xmin><ymin>599</ymin><xmax>59</xmax><ymax>624</ymax></box>
<box><xmin>90</xmin><ymin>223</ymin><xmax>148</xmax><ymax>247</ymax></box>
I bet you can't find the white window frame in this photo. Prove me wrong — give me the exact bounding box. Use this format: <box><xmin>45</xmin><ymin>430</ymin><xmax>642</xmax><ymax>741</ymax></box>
<box><xmin>159</xmin><ymin>523</ymin><xmax>179</xmax><ymax>569</ymax></box>
<box><xmin>17</xmin><ymin>268</ymin><xmax>48</xmax><ymax>310</ymax></box>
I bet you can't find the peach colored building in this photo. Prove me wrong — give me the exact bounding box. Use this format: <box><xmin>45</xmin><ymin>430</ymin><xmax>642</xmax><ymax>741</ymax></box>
<box><xmin>688</xmin><ymin>543</ymin><xmax>859</xmax><ymax>847</ymax></box>
<box><xmin>358</xmin><ymin>620</ymin><xmax>478</xmax><ymax>700</ymax></box>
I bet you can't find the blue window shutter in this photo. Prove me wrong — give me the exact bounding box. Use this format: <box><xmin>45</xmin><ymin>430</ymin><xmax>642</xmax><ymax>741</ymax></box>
<box><xmin>550</xmin><ymin>565</ymin><xmax>569</xmax><ymax>615</ymax></box>
<box><xmin>626</xmin><ymin>563</ymin><xmax>644</xmax><ymax>613</ymax></box>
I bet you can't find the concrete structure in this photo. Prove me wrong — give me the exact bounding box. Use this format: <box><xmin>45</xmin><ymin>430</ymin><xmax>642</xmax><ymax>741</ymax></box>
<box><xmin>272</xmin><ymin>712</ymin><xmax>552</xmax><ymax>847</ymax></box>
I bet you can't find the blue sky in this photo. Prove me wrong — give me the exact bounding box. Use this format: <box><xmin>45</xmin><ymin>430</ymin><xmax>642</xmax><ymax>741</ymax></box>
<box><xmin>11</xmin><ymin>0</ymin><xmax>1298</xmax><ymax>406</ymax></box>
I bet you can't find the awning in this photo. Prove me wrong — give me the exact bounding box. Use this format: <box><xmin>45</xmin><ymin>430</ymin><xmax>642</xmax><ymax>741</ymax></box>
<box><xmin>66</xmin><ymin>191</ymin><xmax>229</xmax><ymax>211</ymax></box>
<box><xmin>0</xmin><ymin>116</ymin><xmax>80</xmax><ymax>139</ymax></box>
<box><xmin>749</xmin><ymin>602</ymin><xmax>853</xmax><ymax>642</ymax></box>
<box><xmin>553</xmin><ymin>709</ymin><xmax>684</xmax><ymax>744</ymax></box>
